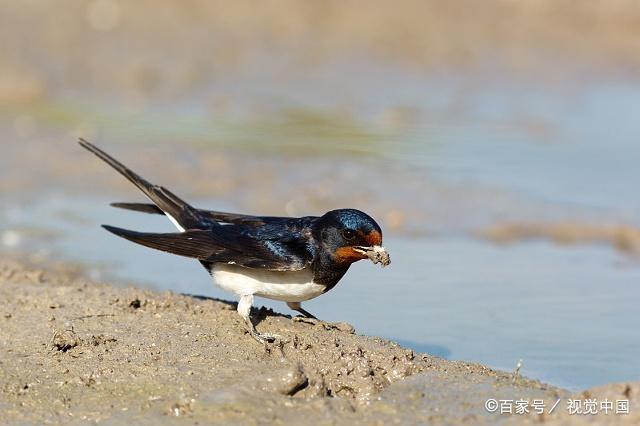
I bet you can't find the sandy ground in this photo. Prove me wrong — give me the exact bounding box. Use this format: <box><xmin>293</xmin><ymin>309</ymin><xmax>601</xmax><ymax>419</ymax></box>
<box><xmin>0</xmin><ymin>258</ymin><xmax>636</xmax><ymax>425</ymax></box>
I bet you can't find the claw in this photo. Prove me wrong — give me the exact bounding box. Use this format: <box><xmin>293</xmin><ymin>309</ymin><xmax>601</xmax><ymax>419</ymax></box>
<box><xmin>244</xmin><ymin>319</ymin><xmax>279</xmax><ymax>344</ymax></box>
<box><xmin>292</xmin><ymin>316</ymin><xmax>355</xmax><ymax>333</ymax></box>
<box><xmin>292</xmin><ymin>316</ymin><xmax>321</xmax><ymax>325</ymax></box>
<box><xmin>253</xmin><ymin>332</ymin><xmax>280</xmax><ymax>344</ymax></box>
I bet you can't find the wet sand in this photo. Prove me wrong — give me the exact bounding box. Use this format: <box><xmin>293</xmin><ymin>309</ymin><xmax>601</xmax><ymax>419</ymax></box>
<box><xmin>0</xmin><ymin>258</ymin><xmax>636</xmax><ymax>424</ymax></box>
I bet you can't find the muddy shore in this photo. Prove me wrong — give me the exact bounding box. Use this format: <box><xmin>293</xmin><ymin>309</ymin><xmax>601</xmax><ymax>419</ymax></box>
<box><xmin>0</xmin><ymin>258</ymin><xmax>635</xmax><ymax>424</ymax></box>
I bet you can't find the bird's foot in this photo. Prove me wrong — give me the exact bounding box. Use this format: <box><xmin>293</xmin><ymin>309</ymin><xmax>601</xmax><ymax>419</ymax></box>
<box><xmin>253</xmin><ymin>331</ymin><xmax>280</xmax><ymax>344</ymax></box>
<box><xmin>292</xmin><ymin>315</ymin><xmax>321</xmax><ymax>325</ymax></box>
<box><xmin>292</xmin><ymin>316</ymin><xmax>355</xmax><ymax>334</ymax></box>
<box><xmin>245</xmin><ymin>321</ymin><xmax>280</xmax><ymax>344</ymax></box>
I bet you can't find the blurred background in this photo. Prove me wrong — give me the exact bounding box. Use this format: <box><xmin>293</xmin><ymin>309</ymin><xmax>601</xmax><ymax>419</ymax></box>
<box><xmin>1</xmin><ymin>0</ymin><xmax>639</xmax><ymax>390</ymax></box>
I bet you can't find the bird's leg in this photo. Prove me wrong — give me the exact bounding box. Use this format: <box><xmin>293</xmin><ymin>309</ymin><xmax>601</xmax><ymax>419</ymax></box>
<box><xmin>287</xmin><ymin>302</ymin><xmax>318</xmax><ymax>320</ymax></box>
<box><xmin>238</xmin><ymin>294</ymin><xmax>278</xmax><ymax>344</ymax></box>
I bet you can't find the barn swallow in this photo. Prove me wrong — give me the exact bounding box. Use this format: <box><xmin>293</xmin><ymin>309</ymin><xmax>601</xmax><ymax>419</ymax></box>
<box><xmin>78</xmin><ymin>139</ymin><xmax>390</xmax><ymax>343</ymax></box>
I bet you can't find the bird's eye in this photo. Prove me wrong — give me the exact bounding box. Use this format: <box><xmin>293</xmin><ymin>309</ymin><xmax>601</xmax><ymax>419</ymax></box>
<box><xmin>342</xmin><ymin>229</ymin><xmax>355</xmax><ymax>240</ymax></box>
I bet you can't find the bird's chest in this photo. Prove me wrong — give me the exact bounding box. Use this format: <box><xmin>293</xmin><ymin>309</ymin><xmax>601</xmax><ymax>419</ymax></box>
<box><xmin>211</xmin><ymin>264</ymin><xmax>326</xmax><ymax>302</ymax></box>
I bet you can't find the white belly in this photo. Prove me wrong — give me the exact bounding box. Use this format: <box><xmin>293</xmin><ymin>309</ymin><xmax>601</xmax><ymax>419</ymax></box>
<box><xmin>211</xmin><ymin>264</ymin><xmax>325</xmax><ymax>302</ymax></box>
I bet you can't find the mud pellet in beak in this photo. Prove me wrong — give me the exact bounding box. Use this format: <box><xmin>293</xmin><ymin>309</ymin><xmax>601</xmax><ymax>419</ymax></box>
<box><xmin>366</xmin><ymin>246</ymin><xmax>390</xmax><ymax>267</ymax></box>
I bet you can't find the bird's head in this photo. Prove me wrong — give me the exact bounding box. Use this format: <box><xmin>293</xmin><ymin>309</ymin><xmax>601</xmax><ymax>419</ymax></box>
<box><xmin>314</xmin><ymin>209</ymin><xmax>390</xmax><ymax>267</ymax></box>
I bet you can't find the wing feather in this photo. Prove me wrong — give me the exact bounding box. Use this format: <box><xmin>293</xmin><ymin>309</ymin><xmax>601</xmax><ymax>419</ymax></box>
<box><xmin>110</xmin><ymin>202</ymin><xmax>297</xmax><ymax>227</ymax></box>
<box><xmin>102</xmin><ymin>225</ymin><xmax>312</xmax><ymax>271</ymax></box>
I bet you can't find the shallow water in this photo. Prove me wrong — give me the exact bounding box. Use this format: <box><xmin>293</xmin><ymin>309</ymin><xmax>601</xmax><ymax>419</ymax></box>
<box><xmin>2</xmin><ymin>192</ymin><xmax>639</xmax><ymax>391</ymax></box>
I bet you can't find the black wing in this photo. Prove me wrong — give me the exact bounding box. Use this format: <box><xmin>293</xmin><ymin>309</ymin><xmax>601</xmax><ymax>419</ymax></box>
<box><xmin>79</xmin><ymin>139</ymin><xmax>212</xmax><ymax>230</ymax></box>
<box><xmin>102</xmin><ymin>225</ymin><xmax>313</xmax><ymax>271</ymax></box>
<box><xmin>110</xmin><ymin>202</ymin><xmax>301</xmax><ymax>227</ymax></box>
<box><xmin>81</xmin><ymin>139</ymin><xmax>317</xmax><ymax>271</ymax></box>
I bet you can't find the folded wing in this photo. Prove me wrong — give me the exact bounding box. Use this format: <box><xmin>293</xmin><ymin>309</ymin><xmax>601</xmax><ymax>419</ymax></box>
<box><xmin>110</xmin><ymin>202</ymin><xmax>297</xmax><ymax>227</ymax></box>
<box><xmin>103</xmin><ymin>225</ymin><xmax>312</xmax><ymax>271</ymax></box>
